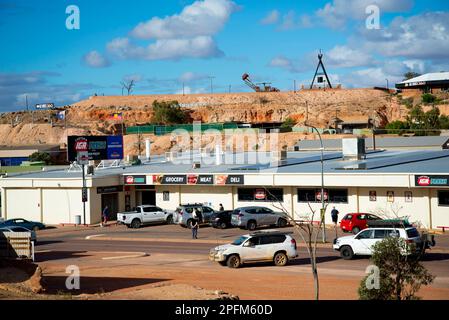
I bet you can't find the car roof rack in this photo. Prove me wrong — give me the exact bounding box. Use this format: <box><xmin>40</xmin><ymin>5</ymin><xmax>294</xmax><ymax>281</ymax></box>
<box><xmin>249</xmin><ymin>230</ymin><xmax>293</xmax><ymax>236</ymax></box>
<box><xmin>367</xmin><ymin>219</ymin><xmax>413</xmax><ymax>228</ymax></box>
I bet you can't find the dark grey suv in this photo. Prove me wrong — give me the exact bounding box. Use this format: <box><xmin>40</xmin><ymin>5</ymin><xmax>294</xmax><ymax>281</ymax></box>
<box><xmin>174</xmin><ymin>203</ymin><xmax>216</xmax><ymax>228</ymax></box>
<box><xmin>231</xmin><ymin>206</ymin><xmax>288</xmax><ymax>230</ymax></box>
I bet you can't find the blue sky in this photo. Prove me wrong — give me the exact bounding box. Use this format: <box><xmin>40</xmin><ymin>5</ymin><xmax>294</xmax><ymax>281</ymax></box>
<box><xmin>1</xmin><ymin>0</ymin><xmax>449</xmax><ymax>111</ymax></box>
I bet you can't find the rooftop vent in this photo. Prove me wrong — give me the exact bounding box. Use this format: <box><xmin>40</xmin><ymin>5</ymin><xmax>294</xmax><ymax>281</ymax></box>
<box><xmin>192</xmin><ymin>162</ymin><xmax>201</xmax><ymax>169</ymax></box>
<box><xmin>342</xmin><ymin>138</ymin><xmax>366</xmax><ymax>160</ymax></box>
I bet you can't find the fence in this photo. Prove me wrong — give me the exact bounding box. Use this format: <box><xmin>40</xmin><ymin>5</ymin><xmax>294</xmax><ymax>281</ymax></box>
<box><xmin>0</xmin><ymin>232</ymin><xmax>34</xmax><ymax>261</ymax></box>
<box><xmin>126</xmin><ymin>123</ymin><xmax>239</xmax><ymax>136</ymax></box>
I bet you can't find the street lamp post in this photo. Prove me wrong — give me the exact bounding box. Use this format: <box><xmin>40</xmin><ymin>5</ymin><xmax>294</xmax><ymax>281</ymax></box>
<box><xmin>385</xmin><ymin>78</ymin><xmax>389</xmax><ymax>90</ymax></box>
<box><xmin>305</xmin><ymin>123</ymin><xmax>326</xmax><ymax>243</ymax></box>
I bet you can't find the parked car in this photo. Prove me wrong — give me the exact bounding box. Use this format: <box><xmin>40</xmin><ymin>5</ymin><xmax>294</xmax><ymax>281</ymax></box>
<box><xmin>333</xmin><ymin>225</ymin><xmax>435</xmax><ymax>260</ymax></box>
<box><xmin>0</xmin><ymin>226</ymin><xmax>37</xmax><ymax>243</ymax></box>
<box><xmin>174</xmin><ymin>203</ymin><xmax>216</xmax><ymax>228</ymax></box>
<box><xmin>210</xmin><ymin>210</ymin><xmax>233</xmax><ymax>229</ymax></box>
<box><xmin>230</xmin><ymin>206</ymin><xmax>288</xmax><ymax>230</ymax></box>
<box><xmin>0</xmin><ymin>218</ymin><xmax>45</xmax><ymax>231</ymax></box>
<box><xmin>117</xmin><ymin>205</ymin><xmax>173</xmax><ymax>229</ymax></box>
<box><xmin>340</xmin><ymin>213</ymin><xmax>381</xmax><ymax>234</ymax></box>
<box><xmin>209</xmin><ymin>230</ymin><xmax>298</xmax><ymax>268</ymax></box>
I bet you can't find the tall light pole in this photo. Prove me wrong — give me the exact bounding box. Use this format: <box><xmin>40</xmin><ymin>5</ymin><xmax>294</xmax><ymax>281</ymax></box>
<box><xmin>385</xmin><ymin>78</ymin><xmax>389</xmax><ymax>90</ymax></box>
<box><xmin>305</xmin><ymin>122</ymin><xmax>326</xmax><ymax>243</ymax></box>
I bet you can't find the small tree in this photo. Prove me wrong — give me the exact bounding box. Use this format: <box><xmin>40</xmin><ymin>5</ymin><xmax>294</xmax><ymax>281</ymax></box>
<box><xmin>152</xmin><ymin>100</ymin><xmax>186</xmax><ymax>124</ymax></box>
<box><xmin>421</xmin><ymin>93</ymin><xmax>437</xmax><ymax>104</ymax></box>
<box><xmin>121</xmin><ymin>79</ymin><xmax>135</xmax><ymax>96</ymax></box>
<box><xmin>358</xmin><ymin>237</ymin><xmax>434</xmax><ymax>300</ymax></box>
<box><xmin>385</xmin><ymin>120</ymin><xmax>409</xmax><ymax>135</ymax></box>
<box><xmin>29</xmin><ymin>152</ymin><xmax>52</xmax><ymax>164</ymax></box>
<box><xmin>280</xmin><ymin>117</ymin><xmax>297</xmax><ymax>130</ymax></box>
<box><xmin>403</xmin><ymin>72</ymin><xmax>420</xmax><ymax>81</ymax></box>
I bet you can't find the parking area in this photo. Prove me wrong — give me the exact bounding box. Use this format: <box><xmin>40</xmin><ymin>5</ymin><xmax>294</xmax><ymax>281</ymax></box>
<box><xmin>27</xmin><ymin>222</ymin><xmax>449</xmax><ymax>299</ymax></box>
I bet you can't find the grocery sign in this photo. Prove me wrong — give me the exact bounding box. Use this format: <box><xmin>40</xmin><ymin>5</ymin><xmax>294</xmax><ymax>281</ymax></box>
<box><xmin>35</xmin><ymin>103</ymin><xmax>55</xmax><ymax>109</ymax></box>
<box><xmin>67</xmin><ymin>136</ymin><xmax>124</xmax><ymax>161</ymax></box>
<box><xmin>415</xmin><ymin>175</ymin><xmax>449</xmax><ymax>187</ymax></box>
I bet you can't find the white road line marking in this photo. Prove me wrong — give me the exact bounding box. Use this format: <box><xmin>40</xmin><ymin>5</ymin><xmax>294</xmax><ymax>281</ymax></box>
<box><xmin>85</xmin><ymin>234</ymin><xmax>106</xmax><ymax>240</ymax></box>
<box><xmin>102</xmin><ymin>253</ymin><xmax>148</xmax><ymax>260</ymax></box>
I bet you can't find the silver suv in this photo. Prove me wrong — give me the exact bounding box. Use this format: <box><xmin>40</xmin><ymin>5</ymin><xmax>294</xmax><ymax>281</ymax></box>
<box><xmin>174</xmin><ymin>203</ymin><xmax>216</xmax><ymax>228</ymax></box>
<box><xmin>231</xmin><ymin>206</ymin><xmax>288</xmax><ymax>230</ymax></box>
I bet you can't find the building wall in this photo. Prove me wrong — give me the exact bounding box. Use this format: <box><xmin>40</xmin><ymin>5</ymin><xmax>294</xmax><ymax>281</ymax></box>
<box><xmin>4</xmin><ymin>189</ymin><xmax>41</xmax><ymax>221</ymax></box>
<box><xmin>234</xmin><ymin>186</ymin><xmax>294</xmax><ymax>216</ymax></box>
<box><xmin>42</xmin><ymin>189</ymin><xmax>84</xmax><ymax>224</ymax></box>
<box><xmin>430</xmin><ymin>189</ymin><xmax>449</xmax><ymax>229</ymax></box>
<box><xmin>155</xmin><ymin>185</ymin><xmax>180</xmax><ymax>210</ymax></box>
<box><xmin>358</xmin><ymin>187</ymin><xmax>431</xmax><ymax>228</ymax></box>
<box><xmin>179</xmin><ymin>186</ymin><xmax>233</xmax><ymax>211</ymax></box>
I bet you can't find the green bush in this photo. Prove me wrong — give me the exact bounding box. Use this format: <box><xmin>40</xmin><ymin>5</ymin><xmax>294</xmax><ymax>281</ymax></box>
<box><xmin>28</xmin><ymin>152</ymin><xmax>52</xmax><ymax>165</ymax></box>
<box><xmin>385</xmin><ymin>120</ymin><xmax>408</xmax><ymax>135</ymax></box>
<box><xmin>280</xmin><ymin>117</ymin><xmax>297</xmax><ymax>130</ymax></box>
<box><xmin>151</xmin><ymin>100</ymin><xmax>187</xmax><ymax>125</ymax></box>
<box><xmin>422</xmin><ymin>93</ymin><xmax>437</xmax><ymax>104</ymax></box>
<box><xmin>358</xmin><ymin>237</ymin><xmax>434</xmax><ymax>300</ymax></box>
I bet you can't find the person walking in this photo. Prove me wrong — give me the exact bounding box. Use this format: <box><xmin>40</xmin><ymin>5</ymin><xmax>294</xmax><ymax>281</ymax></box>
<box><xmin>101</xmin><ymin>205</ymin><xmax>109</xmax><ymax>227</ymax></box>
<box><xmin>191</xmin><ymin>216</ymin><xmax>199</xmax><ymax>239</ymax></box>
<box><xmin>219</xmin><ymin>203</ymin><xmax>224</xmax><ymax>212</ymax></box>
<box><xmin>331</xmin><ymin>206</ymin><xmax>339</xmax><ymax>225</ymax></box>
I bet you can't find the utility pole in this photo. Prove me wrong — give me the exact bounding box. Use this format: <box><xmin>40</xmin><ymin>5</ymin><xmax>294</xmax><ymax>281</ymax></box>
<box><xmin>294</xmin><ymin>80</ymin><xmax>296</xmax><ymax>93</ymax></box>
<box><xmin>82</xmin><ymin>163</ymin><xmax>86</xmax><ymax>225</ymax></box>
<box><xmin>209</xmin><ymin>76</ymin><xmax>215</xmax><ymax>94</ymax></box>
<box><xmin>385</xmin><ymin>78</ymin><xmax>389</xmax><ymax>90</ymax></box>
<box><xmin>182</xmin><ymin>82</ymin><xmax>185</xmax><ymax>96</ymax></box>
<box><xmin>25</xmin><ymin>95</ymin><xmax>29</xmax><ymax>112</ymax></box>
<box><xmin>305</xmin><ymin>123</ymin><xmax>326</xmax><ymax>243</ymax></box>
<box><xmin>229</xmin><ymin>85</ymin><xmax>231</xmax><ymax>93</ymax></box>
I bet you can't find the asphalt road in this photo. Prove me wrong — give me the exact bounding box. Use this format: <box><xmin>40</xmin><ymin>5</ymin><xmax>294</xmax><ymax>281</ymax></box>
<box><xmin>35</xmin><ymin>224</ymin><xmax>449</xmax><ymax>283</ymax></box>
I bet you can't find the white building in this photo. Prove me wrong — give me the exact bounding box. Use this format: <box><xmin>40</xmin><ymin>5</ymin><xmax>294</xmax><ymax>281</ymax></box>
<box><xmin>1</xmin><ymin>138</ymin><xmax>449</xmax><ymax>230</ymax></box>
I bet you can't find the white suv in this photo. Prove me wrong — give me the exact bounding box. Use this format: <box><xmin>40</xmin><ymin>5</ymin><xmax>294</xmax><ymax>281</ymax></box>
<box><xmin>333</xmin><ymin>227</ymin><xmax>429</xmax><ymax>260</ymax></box>
<box><xmin>209</xmin><ymin>230</ymin><xmax>298</xmax><ymax>268</ymax></box>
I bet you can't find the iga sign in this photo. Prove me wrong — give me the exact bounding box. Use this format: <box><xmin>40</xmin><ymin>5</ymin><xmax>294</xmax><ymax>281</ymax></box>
<box><xmin>415</xmin><ymin>175</ymin><xmax>449</xmax><ymax>187</ymax></box>
<box><xmin>124</xmin><ymin>175</ymin><xmax>147</xmax><ymax>185</ymax></box>
<box><xmin>68</xmin><ymin>136</ymin><xmax>124</xmax><ymax>161</ymax></box>
<box><xmin>254</xmin><ymin>188</ymin><xmax>266</xmax><ymax>200</ymax></box>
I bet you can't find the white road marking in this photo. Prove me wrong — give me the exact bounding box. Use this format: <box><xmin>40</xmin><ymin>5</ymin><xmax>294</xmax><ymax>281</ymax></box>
<box><xmin>85</xmin><ymin>234</ymin><xmax>106</xmax><ymax>240</ymax></box>
<box><xmin>102</xmin><ymin>252</ymin><xmax>148</xmax><ymax>260</ymax></box>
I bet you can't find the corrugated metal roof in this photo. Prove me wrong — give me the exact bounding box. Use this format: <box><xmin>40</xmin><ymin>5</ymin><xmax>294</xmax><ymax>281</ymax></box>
<box><xmin>397</xmin><ymin>72</ymin><xmax>449</xmax><ymax>84</ymax></box>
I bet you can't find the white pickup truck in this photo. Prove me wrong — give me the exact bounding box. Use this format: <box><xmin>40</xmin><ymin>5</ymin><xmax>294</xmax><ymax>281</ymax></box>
<box><xmin>117</xmin><ymin>205</ymin><xmax>173</xmax><ymax>229</ymax></box>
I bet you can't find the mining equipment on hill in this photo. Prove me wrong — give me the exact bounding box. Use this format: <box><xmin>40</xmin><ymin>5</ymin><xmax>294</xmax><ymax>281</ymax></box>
<box><xmin>242</xmin><ymin>73</ymin><xmax>280</xmax><ymax>92</ymax></box>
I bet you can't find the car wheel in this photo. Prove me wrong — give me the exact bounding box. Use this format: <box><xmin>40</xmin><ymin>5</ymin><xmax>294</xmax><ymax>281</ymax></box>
<box><xmin>166</xmin><ymin>215</ymin><xmax>173</xmax><ymax>224</ymax></box>
<box><xmin>33</xmin><ymin>226</ymin><xmax>40</xmax><ymax>232</ymax></box>
<box><xmin>340</xmin><ymin>246</ymin><xmax>354</xmax><ymax>260</ymax></box>
<box><xmin>277</xmin><ymin>218</ymin><xmax>287</xmax><ymax>228</ymax></box>
<box><xmin>220</xmin><ymin>222</ymin><xmax>227</xmax><ymax>229</ymax></box>
<box><xmin>131</xmin><ymin>219</ymin><xmax>141</xmax><ymax>229</ymax></box>
<box><xmin>352</xmin><ymin>227</ymin><xmax>360</xmax><ymax>235</ymax></box>
<box><xmin>247</xmin><ymin>221</ymin><xmax>257</xmax><ymax>231</ymax></box>
<box><xmin>226</xmin><ymin>254</ymin><xmax>241</xmax><ymax>268</ymax></box>
<box><xmin>273</xmin><ymin>252</ymin><xmax>288</xmax><ymax>266</ymax></box>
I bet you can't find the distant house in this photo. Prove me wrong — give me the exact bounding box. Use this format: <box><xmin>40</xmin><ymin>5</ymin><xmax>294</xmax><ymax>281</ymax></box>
<box><xmin>0</xmin><ymin>145</ymin><xmax>63</xmax><ymax>166</ymax></box>
<box><xmin>396</xmin><ymin>71</ymin><xmax>449</xmax><ymax>93</ymax></box>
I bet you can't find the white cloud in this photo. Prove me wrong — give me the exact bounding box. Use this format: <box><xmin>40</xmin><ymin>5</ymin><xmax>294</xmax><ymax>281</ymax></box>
<box><xmin>361</xmin><ymin>12</ymin><xmax>449</xmax><ymax>60</ymax></box>
<box><xmin>107</xmin><ymin>36</ymin><xmax>222</xmax><ymax>61</ymax></box>
<box><xmin>178</xmin><ymin>72</ymin><xmax>208</xmax><ymax>82</ymax></box>
<box><xmin>83</xmin><ymin>50</ymin><xmax>110</xmax><ymax>68</ymax></box>
<box><xmin>131</xmin><ymin>0</ymin><xmax>237</xmax><ymax>39</ymax></box>
<box><xmin>100</xmin><ymin>0</ymin><xmax>235</xmax><ymax>62</ymax></box>
<box><xmin>316</xmin><ymin>0</ymin><xmax>413</xmax><ymax>29</ymax></box>
<box><xmin>260</xmin><ymin>10</ymin><xmax>280</xmax><ymax>25</ymax></box>
<box><xmin>326</xmin><ymin>45</ymin><xmax>373</xmax><ymax>68</ymax></box>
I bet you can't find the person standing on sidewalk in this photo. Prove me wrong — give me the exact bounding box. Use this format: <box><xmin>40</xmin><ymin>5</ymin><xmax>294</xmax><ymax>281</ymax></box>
<box><xmin>331</xmin><ymin>206</ymin><xmax>339</xmax><ymax>225</ymax></box>
<box><xmin>191</xmin><ymin>217</ymin><xmax>199</xmax><ymax>239</ymax></box>
<box><xmin>101</xmin><ymin>205</ymin><xmax>109</xmax><ymax>227</ymax></box>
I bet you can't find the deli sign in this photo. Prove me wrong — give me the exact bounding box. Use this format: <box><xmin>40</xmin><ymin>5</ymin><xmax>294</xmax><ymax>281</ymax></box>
<box><xmin>415</xmin><ymin>175</ymin><xmax>449</xmax><ymax>187</ymax></box>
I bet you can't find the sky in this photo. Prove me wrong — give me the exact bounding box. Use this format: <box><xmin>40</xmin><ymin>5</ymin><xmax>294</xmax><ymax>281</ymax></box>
<box><xmin>1</xmin><ymin>0</ymin><xmax>449</xmax><ymax>112</ymax></box>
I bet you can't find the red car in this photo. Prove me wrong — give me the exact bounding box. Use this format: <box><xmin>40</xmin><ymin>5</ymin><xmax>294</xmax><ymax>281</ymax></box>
<box><xmin>339</xmin><ymin>213</ymin><xmax>381</xmax><ymax>234</ymax></box>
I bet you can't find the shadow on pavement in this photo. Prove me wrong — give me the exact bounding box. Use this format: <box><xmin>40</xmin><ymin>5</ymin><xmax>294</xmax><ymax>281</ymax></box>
<box><xmin>238</xmin><ymin>255</ymin><xmax>341</xmax><ymax>268</ymax></box>
<box><xmin>34</xmin><ymin>251</ymin><xmax>92</xmax><ymax>262</ymax></box>
<box><xmin>42</xmin><ymin>275</ymin><xmax>170</xmax><ymax>294</ymax></box>
<box><xmin>36</xmin><ymin>240</ymin><xmax>63</xmax><ymax>246</ymax></box>
<box><xmin>420</xmin><ymin>252</ymin><xmax>449</xmax><ymax>262</ymax></box>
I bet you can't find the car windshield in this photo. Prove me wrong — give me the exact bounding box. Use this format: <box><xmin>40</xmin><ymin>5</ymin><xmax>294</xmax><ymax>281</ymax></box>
<box><xmin>232</xmin><ymin>236</ymin><xmax>248</xmax><ymax>246</ymax></box>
